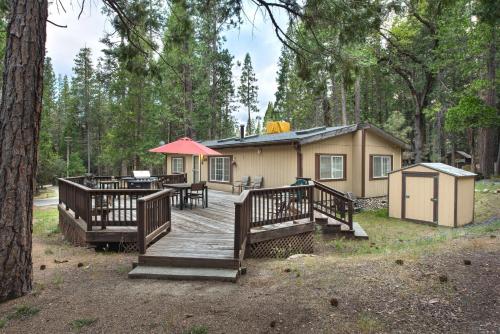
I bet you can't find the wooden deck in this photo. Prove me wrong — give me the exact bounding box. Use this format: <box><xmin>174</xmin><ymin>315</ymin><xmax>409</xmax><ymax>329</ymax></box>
<box><xmin>130</xmin><ymin>190</ymin><xmax>241</xmax><ymax>281</ymax></box>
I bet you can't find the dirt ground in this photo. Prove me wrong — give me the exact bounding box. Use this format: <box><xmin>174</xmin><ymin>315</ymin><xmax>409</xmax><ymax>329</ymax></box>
<box><xmin>1</xmin><ymin>226</ymin><xmax>498</xmax><ymax>333</ymax></box>
<box><xmin>1</xmin><ymin>187</ymin><xmax>499</xmax><ymax>334</ymax></box>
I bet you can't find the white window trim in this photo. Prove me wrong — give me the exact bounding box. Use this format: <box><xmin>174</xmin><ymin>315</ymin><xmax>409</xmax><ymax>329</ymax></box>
<box><xmin>372</xmin><ymin>155</ymin><xmax>392</xmax><ymax>179</ymax></box>
<box><xmin>171</xmin><ymin>157</ymin><xmax>184</xmax><ymax>173</ymax></box>
<box><xmin>319</xmin><ymin>154</ymin><xmax>345</xmax><ymax>180</ymax></box>
<box><xmin>209</xmin><ymin>156</ymin><xmax>231</xmax><ymax>183</ymax></box>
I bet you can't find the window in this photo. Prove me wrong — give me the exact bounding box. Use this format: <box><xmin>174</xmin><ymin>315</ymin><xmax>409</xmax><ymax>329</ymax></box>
<box><xmin>372</xmin><ymin>155</ymin><xmax>392</xmax><ymax>179</ymax></box>
<box><xmin>171</xmin><ymin>157</ymin><xmax>184</xmax><ymax>173</ymax></box>
<box><xmin>318</xmin><ymin>154</ymin><xmax>345</xmax><ymax>180</ymax></box>
<box><xmin>209</xmin><ymin>156</ymin><xmax>231</xmax><ymax>183</ymax></box>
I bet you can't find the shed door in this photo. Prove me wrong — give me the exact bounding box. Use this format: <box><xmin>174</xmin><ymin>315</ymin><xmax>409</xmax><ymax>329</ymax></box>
<box><xmin>404</xmin><ymin>175</ymin><xmax>437</xmax><ymax>223</ymax></box>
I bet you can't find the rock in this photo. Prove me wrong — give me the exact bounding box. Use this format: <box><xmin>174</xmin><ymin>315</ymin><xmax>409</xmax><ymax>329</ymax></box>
<box><xmin>185</xmin><ymin>314</ymin><xmax>193</xmax><ymax>318</ymax></box>
<box><xmin>439</xmin><ymin>275</ymin><xmax>448</xmax><ymax>283</ymax></box>
<box><xmin>428</xmin><ymin>298</ymin><xmax>439</xmax><ymax>304</ymax></box>
<box><xmin>330</xmin><ymin>298</ymin><xmax>339</xmax><ymax>307</ymax></box>
<box><xmin>287</xmin><ymin>254</ymin><xmax>317</xmax><ymax>260</ymax></box>
<box><xmin>395</xmin><ymin>259</ymin><xmax>404</xmax><ymax>265</ymax></box>
<box><xmin>284</xmin><ymin>268</ymin><xmax>291</xmax><ymax>273</ymax></box>
<box><xmin>482</xmin><ymin>189</ymin><xmax>489</xmax><ymax>193</ymax></box>
<box><xmin>270</xmin><ymin>320</ymin><xmax>276</xmax><ymax>328</ymax></box>
<box><xmin>463</xmin><ymin>260</ymin><xmax>471</xmax><ymax>265</ymax></box>
<box><xmin>355</xmin><ymin>196</ymin><xmax>388</xmax><ymax>211</ymax></box>
<box><xmin>77</xmin><ymin>262</ymin><xmax>84</xmax><ymax>268</ymax></box>
<box><xmin>40</xmin><ymin>265</ymin><xmax>46</xmax><ymax>270</ymax></box>
<box><xmin>490</xmin><ymin>235</ymin><xmax>496</xmax><ymax>238</ymax></box>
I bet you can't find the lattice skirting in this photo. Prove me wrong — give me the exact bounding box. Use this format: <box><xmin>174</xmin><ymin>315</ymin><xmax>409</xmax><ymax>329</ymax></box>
<box><xmin>118</xmin><ymin>242</ymin><xmax>139</xmax><ymax>253</ymax></box>
<box><xmin>249</xmin><ymin>232</ymin><xmax>314</xmax><ymax>258</ymax></box>
<box><xmin>59</xmin><ymin>209</ymin><xmax>87</xmax><ymax>247</ymax></box>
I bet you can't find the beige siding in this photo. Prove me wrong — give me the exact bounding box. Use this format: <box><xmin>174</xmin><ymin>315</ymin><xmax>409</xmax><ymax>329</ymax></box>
<box><xmin>206</xmin><ymin>144</ymin><xmax>298</xmax><ymax>192</ymax></box>
<box><xmin>302</xmin><ymin>133</ymin><xmax>353</xmax><ymax>193</ymax></box>
<box><xmin>456</xmin><ymin>178</ymin><xmax>475</xmax><ymax>226</ymax></box>
<box><xmin>388</xmin><ymin>172</ymin><xmax>402</xmax><ymax>218</ymax></box>
<box><xmin>364</xmin><ymin>130</ymin><xmax>402</xmax><ymax>197</ymax></box>
<box><xmin>165</xmin><ymin>154</ymin><xmax>196</xmax><ymax>183</ymax></box>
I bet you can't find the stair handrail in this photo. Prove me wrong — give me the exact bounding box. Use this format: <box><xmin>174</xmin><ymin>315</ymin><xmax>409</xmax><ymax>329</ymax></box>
<box><xmin>312</xmin><ymin>180</ymin><xmax>354</xmax><ymax>230</ymax></box>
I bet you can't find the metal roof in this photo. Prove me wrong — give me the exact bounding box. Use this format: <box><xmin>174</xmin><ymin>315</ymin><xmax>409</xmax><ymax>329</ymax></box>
<box><xmin>390</xmin><ymin>162</ymin><xmax>477</xmax><ymax>177</ymax></box>
<box><xmin>201</xmin><ymin>123</ymin><xmax>408</xmax><ymax>149</ymax></box>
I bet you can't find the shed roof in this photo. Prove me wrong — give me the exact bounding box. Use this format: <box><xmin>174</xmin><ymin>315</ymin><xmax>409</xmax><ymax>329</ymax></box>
<box><xmin>201</xmin><ymin>123</ymin><xmax>408</xmax><ymax>149</ymax></box>
<box><xmin>390</xmin><ymin>162</ymin><xmax>477</xmax><ymax>178</ymax></box>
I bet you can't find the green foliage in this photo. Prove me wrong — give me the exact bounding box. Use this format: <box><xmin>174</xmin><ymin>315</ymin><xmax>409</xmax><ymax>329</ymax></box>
<box><xmin>183</xmin><ymin>325</ymin><xmax>209</xmax><ymax>334</ymax></box>
<box><xmin>68</xmin><ymin>153</ymin><xmax>86</xmax><ymax>177</ymax></box>
<box><xmin>70</xmin><ymin>318</ymin><xmax>97</xmax><ymax>331</ymax></box>
<box><xmin>445</xmin><ymin>95</ymin><xmax>498</xmax><ymax>132</ymax></box>
<box><xmin>33</xmin><ymin>207</ymin><xmax>59</xmax><ymax>237</ymax></box>
<box><xmin>8</xmin><ymin>305</ymin><xmax>40</xmax><ymax>319</ymax></box>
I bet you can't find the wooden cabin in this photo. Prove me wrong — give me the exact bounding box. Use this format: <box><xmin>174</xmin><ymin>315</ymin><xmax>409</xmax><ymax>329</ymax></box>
<box><xmin>165</xmin><ymin>123</ymin><xmax>408</xmax><ymax>198</ymax></box>
<box><xmin>388</xmin><ymin>163</ymin><xmax>476</xmax><ymax>227</ymax></box>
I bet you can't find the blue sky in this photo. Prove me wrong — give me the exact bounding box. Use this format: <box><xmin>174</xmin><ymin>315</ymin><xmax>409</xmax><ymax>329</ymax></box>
<box><xmin>46</xmin><ymin>2</ymin><xmax>288</xmax><ymax>124</ymax></box>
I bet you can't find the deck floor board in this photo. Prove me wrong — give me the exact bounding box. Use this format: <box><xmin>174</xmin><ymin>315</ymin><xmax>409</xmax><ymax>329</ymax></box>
<box><xmin>143</xmin><ymin>190</ymin><xmax>238</xmax><ymax>261</ymax></box>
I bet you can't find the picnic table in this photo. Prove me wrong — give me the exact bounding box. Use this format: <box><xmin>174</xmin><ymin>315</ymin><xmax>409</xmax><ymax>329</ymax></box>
<box><xmin>167</xmin><ymin>183</ymin><xmax>208</xmax><ymax>210</ymax></box>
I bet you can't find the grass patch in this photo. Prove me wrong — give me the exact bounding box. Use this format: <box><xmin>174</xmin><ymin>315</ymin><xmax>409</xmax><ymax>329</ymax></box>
<box><xmin>33</xmin><ymin>207</ymin><xmax>59</xmax><ymax>237</ymax></box>
<box><xmin>357</xmin><ymin>312</ymin><xmax>384</xmax><ymax>334</ymax></box>
<box><xmin>0</xmin><ymin>318</ymin><xmax>6</xmax><ymax>328</ymax></box>
<box><xmin>70</xmin><ymin>318</ymin><xmax>97</xmax><ymax>331</ymax></box>
<box><xmin>34</xmin><ymin>187</ymin><xmax>57</xmax><ymax>199</ymax></box>
<box><xmin>8</xmin><ymin>305</ymin><xmax>40</xmax><ymax>320</ymax></box>
<box><xmin>52</xmin><ymin>273</ymin><xmax>64</xmax><ymax>289</ymax></box>
<box><xmin>326</xmin><ymin>209</ymin><xmax>500</xmax><ymax>257</ymax></box>
<box><xmin>183</xmin><ymin>325</ymin><xmax>209</xmax><ymax>334</ymax></box>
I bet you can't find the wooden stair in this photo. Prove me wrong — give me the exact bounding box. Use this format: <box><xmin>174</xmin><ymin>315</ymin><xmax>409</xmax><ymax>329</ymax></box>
<box><xmin>128</xmin><ymin>266</ymin><xmax>239</xmax><ymax>282</ymax></box>
<box><xmin>314</xmin><ymin>212</ymin><xmax>368</xmax><ymax>240</ymax></box>
<box><xmin>128</xmin><ymin>231</ymin><xmax>240</xmax><ymax>282</ymax></box>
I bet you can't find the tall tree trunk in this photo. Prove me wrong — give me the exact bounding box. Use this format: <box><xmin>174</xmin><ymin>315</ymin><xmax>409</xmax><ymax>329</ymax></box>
<box><xmin>340</xmin><ymin>76</ymin><xmax>347</xmax><ymax>125</ymax></box>
<box><xmin>0</xmin><ymin>0</ymin><xmax>48</xmax><ymax>301</ymax></box>
<box><xmin>354</xmin><ymin>75</ymin><xmax>361</xmax><ymax>124</ymax></box>
<box><xmin>479</xmin><ymin>28</ymin><xmax>498</xmax><ymax>177</ymax></box>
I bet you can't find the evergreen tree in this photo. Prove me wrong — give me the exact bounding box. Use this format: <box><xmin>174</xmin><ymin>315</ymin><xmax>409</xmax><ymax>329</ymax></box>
<box><xmin>238</xmin><ymin>53</ymin><xmax>258</xmax><ymax>135</ymax></box>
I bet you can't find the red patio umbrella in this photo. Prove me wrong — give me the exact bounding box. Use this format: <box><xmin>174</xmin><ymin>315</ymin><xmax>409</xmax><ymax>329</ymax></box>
<box><xmin>148</xmin><ymin>137</ymin><xmax>221</xmax><ymax>156</ymax></box>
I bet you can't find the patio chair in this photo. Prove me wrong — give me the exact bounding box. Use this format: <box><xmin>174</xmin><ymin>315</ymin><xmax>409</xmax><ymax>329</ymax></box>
<box><xmin>232</xmin><ymin>176</ymin><xmax>250</xmax><ymax>194</ymax></box>
<box><xmin>91</xmin><ymin>195</ymin><xmax>113</xmax><ymax>230</ymax></box>
<box><xmin>244</xmin><ymin>176</ymin><xmax>263</xmax><ymax>190</ymax></box>
<box><xmin>186</xmin><ymin>181</ymin><xmax>206</xmax><ymax>208</ymax></box>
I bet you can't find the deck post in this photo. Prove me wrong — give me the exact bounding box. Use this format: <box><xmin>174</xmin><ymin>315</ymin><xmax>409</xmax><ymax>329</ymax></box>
<box><xmin>234</xmin><ymin>203</ymin><xmax>241</xmax><ymax>259</ymax></box>
<box><xmin>137</xmin><ymin>199</ymin><xmax>146</xmax><ymax>254</ymax></box>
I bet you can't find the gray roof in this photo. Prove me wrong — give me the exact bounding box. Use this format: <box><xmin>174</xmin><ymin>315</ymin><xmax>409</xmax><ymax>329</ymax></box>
<box><xmin>390</xmin><ymin>162</ymin><xmax>477</xmax><ymax>177</ymax></box>
<box><xmin>201</xmin><ymin>123</ymin><xmax>408</xmax><ymax>149</ymax></box>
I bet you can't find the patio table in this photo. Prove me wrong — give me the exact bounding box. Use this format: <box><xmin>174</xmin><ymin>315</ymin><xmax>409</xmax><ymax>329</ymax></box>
<box><xmin>167</xmin><ymin>183</ymin><xmax>208</xmax><ymax>210</ymax></box>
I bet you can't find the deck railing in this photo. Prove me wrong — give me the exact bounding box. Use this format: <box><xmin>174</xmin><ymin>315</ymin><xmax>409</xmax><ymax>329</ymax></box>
<box><xmin>312</xmin><ymin>181</ymin><xmax>354</xmax><ymax>230</ymax></box>
<box><xmin>234</xmin><ymin>184</ymin><xmax>315</xmax><ymax>259</ymax></box>
<box><xmin>137</xmin><ymin>189</ymin><xmax>173</xmax><ymax>254</ymax></box>
<box><xmin>59</xmin><ymin>176</ymin><xmax>175</xmax><ymax>252</ymax></box>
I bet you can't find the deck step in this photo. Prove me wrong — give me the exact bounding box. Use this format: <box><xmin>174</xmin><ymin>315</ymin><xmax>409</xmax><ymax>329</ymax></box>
<box><xmin>138</xmin><ymin>255</ymin><xmax>239</xmax><ymax>269</ymax></box>
<box><xmin>353</xmin><ymin>222</ymin><xmax>369</xmax><ymax>240</ymax></box>
<box><xmin>321</xmin><ymin>220</ymin><xmax>369</xmax><ymax>240</ymax></box>
<box><xmin>128</xmin><ymin>265</ymin><xmax>239</xmax><ymax>282</ymax></box>
<box><xmin>314</xmin><ymin>212</ymin><xmax>329</xmax><ymax>225</ymax></box>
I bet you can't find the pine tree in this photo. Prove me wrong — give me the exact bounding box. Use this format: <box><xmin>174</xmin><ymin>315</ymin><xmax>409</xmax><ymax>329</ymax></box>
<box><xmin>238</xmin><ymin>53</ymin><xmax>258</xmax><ymax>135</ymax></box>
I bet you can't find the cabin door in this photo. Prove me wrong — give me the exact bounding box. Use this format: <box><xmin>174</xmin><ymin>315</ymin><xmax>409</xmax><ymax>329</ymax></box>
<box><xmin>403</xmin><ymin>174</ymin><xmax>437</xmax><ymax>223</ymax></box>
<box><xmin>192</xmin><ymin>155</ymin><xmax>200</xmax><ymax>183</ymax></box>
